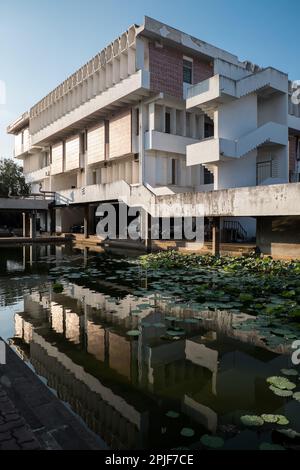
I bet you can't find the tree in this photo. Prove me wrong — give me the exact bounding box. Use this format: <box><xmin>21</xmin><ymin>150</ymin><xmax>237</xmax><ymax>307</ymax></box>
<box><xmin>0</xmin><ymin>158</ymin><xmax>30</xmax><ymax>197</ymax></box>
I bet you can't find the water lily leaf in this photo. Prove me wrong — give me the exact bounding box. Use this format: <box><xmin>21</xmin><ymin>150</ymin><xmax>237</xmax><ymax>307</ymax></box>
<box><xmin>180</xmin><ymin>428</ymin><xmax>195</xmax><ymax>437</ymax></box>
<box><xmin>269</xmin><ymin>385</ymin><xmax>293</xmax><ymax>397</ymax></box>
<box><xmin>293</xmin><ymin>391</ymin><xmax>300</xmax><ymax>402</ymax></box>
<box><xmin>276</xmin><ymin>415</ymin><xmax>289</xmax><ymax>426</ymax></box>
<box><xmin>261</xmin><ymin>414</ymin><xmax>279</xmax><ymax>423</ymax></box>
<box><xmin>166</xmin><ymin>329</ymin><xmax>185</xmax><ymax>336</ymax></box>
<box><xmin>280</xmin><ymin>368</ymin><xmax>298</xmax><ymax>376</ymax></box>
<box><xmin>277</xmin><ymin>428</ymin><xmax>300</xmax><ymax>439</ymax></box>
<box><xmin>259</xmin><ymin>442</ymin><xmax>285</xmax><ymax>450</ymax></box>
<box><xmin>166</xmin><ymin>411</ymin><xmax>180</xmax><ymax>419</ymax></box>
<box><xmin>126</xmin><ymin>330</ymin><xmax>140</xmax><ymax>337</ymax></box>
<box><xmin>239</xmin><ymin>293</ymin><xmax>254</xmax><ymax>302</ymax></box>
<box><xmin>240</xmin><ymin>415</ymin><xmax>264</xmax><ymax>427</ymax></box>
<box><xmin>200</xmin><ymin>434</ymin><xmax>224</xmax><ymax>448</ymax></box>
<box><xmin>266</xmin><ymin>376</ymin><xmax>296</xmax><ymax>390</ymax></box>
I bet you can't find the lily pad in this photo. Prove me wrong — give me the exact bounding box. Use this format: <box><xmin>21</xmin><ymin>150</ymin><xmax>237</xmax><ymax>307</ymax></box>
<box><xmin>261</xmin><ymin>414</ymin><xmax>279</xmax><ymax>423</ymax></box>
<box><xmin>266</xmin><ymin>376</ymin><xmax>296</xmax><ymax>390</ymax></box>
<box><xmin>276</xmin><ymin>415</ymin><xmax>289</xmax><ymax>426</ymax></box>
<box><xmin>293</xmin><ymin>391</ymin><xmax>300</xmax><ymax>402</ymax></box>
<box><xmin>180</xmin><ymin>428</ymin><xmax>195</xmax><ymax>437</ymax></box>
<box><xmin>269</xmin><ymin>385</ymin><xmax>293</xmax><ymax>397</ymax></box>
<box><xmin>200</xmin><ymin>434</ymin><xmax>224</xmax><ymax>448</ymax></box>
<box><xmin>277</xmin><ymin>428</ymin><xmax>300</xmax><ymax>439</ymax></box>
<box><xmin>240</xmin><ymin>415</ymin><xmax>264</xmax><ymax>427</ymax></box>
<box><xmin>280</xmin><ymin>369</ymin><xmax>298</xmax><ymax>376</ymax></box>
<box><xmin>126</xmin><ymin>330</ymin><xmax>140</xmax><ymax>337</ymax></box>
<box><xmin>166</xmin><ymin>329</ymin><xmax>185</xmax><ymax>337</ymax></box>
<box><xmin>165</xmin><ymin>411</ymin><xmax>180</xmax><ymax>419</ymax></box>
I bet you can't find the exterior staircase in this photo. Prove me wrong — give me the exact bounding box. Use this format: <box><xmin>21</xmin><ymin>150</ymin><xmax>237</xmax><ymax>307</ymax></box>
<box><xmin>222</xmin><ymin>220</ymin><xmax>247</xmax><ymax>242</ymax></box>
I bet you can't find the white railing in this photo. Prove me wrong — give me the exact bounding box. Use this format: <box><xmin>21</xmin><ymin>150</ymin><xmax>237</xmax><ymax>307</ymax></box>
<box><xmin>187</xmin><ymin>122</ymin><xmax>287</xmax><ymax>166</ymax></box>
<box><xmin>186</xmin><ymin>68</ymin><xmax>288</xmax><ymax>111</ymax></box>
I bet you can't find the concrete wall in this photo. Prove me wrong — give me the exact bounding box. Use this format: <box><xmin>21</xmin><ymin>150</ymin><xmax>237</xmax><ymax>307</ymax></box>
<box><xmin>257</xmin><ymin>216</ymin><xmax>300</xmax><ymax>258</ymax></box>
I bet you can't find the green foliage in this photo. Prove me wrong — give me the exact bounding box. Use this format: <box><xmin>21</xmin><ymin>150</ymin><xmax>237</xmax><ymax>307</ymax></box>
<box><xmin>200</xmin><ymin>434</ymin><xmax>224</xmax><ymax>448</ymax></box>
<box><xmin>266</xmin><ymin>376</ymin><xmax>296</xmax><ymax>390</ymax></box>
<box><xmin>138</xmin><ymin>251</ymin><xmax>300</xmax><ymax>323</ymax></box>
<box><xmin>0</xmin><ymin>158</ymin><xmax>30</xmax><ymax>197</ymax></box>
<box><xmin>52</xmin><ymin>282</ymin><xmax>64</xmax><ymax>293</ymax></box>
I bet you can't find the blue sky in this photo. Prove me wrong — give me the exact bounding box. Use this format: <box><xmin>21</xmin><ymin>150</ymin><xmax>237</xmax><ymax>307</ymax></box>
<box><xmin>0</xmin><ymin>0</ymin><xmax>299</xmax><ymax>157</ymax></box>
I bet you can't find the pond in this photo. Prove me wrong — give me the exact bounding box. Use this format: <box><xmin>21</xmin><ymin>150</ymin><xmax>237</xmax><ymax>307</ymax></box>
<box><xmin>0</xmin><ymin>244</ymin><xmax>299</xmax><ymax>450</ymax></box>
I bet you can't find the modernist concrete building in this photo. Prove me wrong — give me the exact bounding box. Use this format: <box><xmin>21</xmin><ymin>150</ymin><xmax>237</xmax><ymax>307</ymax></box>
<box><xmin>7</xmin><ymin>17</ymin><xmax>300</xmax><ymax>256</ymax></box>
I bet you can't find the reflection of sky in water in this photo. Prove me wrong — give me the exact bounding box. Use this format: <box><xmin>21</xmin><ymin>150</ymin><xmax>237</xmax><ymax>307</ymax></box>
<box><xmin>0</xmin><ymin>301</ymin><xmax>23</xmax><ymax>340</ymax></box>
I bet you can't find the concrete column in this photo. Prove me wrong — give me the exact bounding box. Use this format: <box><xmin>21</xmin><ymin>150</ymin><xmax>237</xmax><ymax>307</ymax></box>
<box><xmin>84</xmin><ymin>205</ymin><xmax>90</xmax><ymax>239</ymax></box>
<box><xmin>29</xmin><ymin>212</ymin><xmax>37</xmax><ymax>239</ymax></box>
<box><xmin>22</xmin><ymin>212</ymin><xmax>30</xmax><ymax>237</ymax></box>
<box><xmin>138</xmin><ymin>102</ymin><xmax>146</xmax><ymax>185</ymax></box>
<box><xmin>141</xmin><ymin>209</ymin><xmax>152</xmax><ymax>252</ymax></box>
<box><xmin>212</xmin><ymin>217</ymin><xmax>220</xmax><ymax>256</ymax></box>
<box><xmin>49</xmin><ymin>207</ymin><xmax>56</xmax><ymax>235</ymax></box>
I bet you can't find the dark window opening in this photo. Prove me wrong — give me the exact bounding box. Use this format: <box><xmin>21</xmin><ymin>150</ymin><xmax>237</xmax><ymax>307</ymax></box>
<box><xmin>136</xmin><ymin>109</ymin><xmax>139</xmax><ymax>136</ymax></box>
<box><xmin>204</xmin><ymin>121</ymin><xmax>214</xmax><ymax>138</ymax></box>
<box><xmin>105</xmin><ymin>120</ymin><xmax>109</xmax><ymax>159</ymax></box>
<box><xmin>256</xmin><ymin>160</ymin><xmax>272</xmax><ymax>185</ymax></box>
<box><xmin>204</xmin><ymin>167</ymin><xmax>214</xmax><ymax>185</ymax></box>
<box><xmin>171</xmin><ymin>159</ymin><xmax>177</xmax><ymax>185</ymax></box>
<box><xmin>183</xmin><ymin>59</ymin><xmax>193</xmax><ymax>84</ymax></box>
<box><xmin>165</xmin><ymin>112</ymin><xmax>171</xmax><ymax>134</ymax></box>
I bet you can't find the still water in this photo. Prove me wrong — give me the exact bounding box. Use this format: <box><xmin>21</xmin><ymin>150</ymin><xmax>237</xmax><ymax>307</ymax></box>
<box><xmin>0</xmin><ymin>244</ymin><xmax>299</xmax><ymax>450</ymax></box>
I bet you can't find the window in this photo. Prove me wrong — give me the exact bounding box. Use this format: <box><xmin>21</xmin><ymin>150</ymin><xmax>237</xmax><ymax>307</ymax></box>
<box><xmin>105</xmin><ymin>120</ymin><xmax>109</xmax><ymax>159</ymax></box>
<box><xmin>256</xmin><ymin>160</ymin><xmax>272</xmax><ymax>185</ymax></box>
<box><xmin>204</xmin><ymin>167</ymin><xmax>214</xmax><ymax>185</ymax></box>
<box><xmin>171</xmin><ymin>159</ymin><xmax>177</xmax><ymax>185</ymax></box>
<box><xmin>183</xmin><ymin>59</ymin><xmax>193</xmax><ymax>84</ymax></box>
<box><xmin>204</xmin><ymin>121</ymin><xmax>214</xmax><ymax>138</ymax></box>
<box><xmin>135</xmin><ymin>109</ymin><xmax>139</xmax><ymax>136</ymax></box>
<box><xmin>165</xmin><ymin>112</ymin><xmax>171</xmax><ymax>134</ymax></box>
<box><xmin>92</xmin><ymin>170</ymin><xmax>97</xmax><ymax>185</ymax></box>
<box><xmin>297</xmin><ymin>137</ymin><xmax>300</xmax><ymax>160</ymax></box>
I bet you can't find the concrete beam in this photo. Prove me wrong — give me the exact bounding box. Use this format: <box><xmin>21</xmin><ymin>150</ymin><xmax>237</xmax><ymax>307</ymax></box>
<box><xmin>0</xmin><ymin>198</ymin><xmax>49</xmax><ymax>211</ymax></box>
<box><xmin>156</xmin><ymin>183</ymin><xmax>300</xmax><ymax>217</ymax></box>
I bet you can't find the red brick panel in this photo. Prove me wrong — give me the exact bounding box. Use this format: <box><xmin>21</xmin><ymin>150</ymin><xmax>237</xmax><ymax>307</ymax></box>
<box><xmin>149</xmin><ymin>43</ymin><xmax>213</xmax><ymax>99</ymax></box>
<box><xmin>289</xmin><ymin>135</ymin><xmax>297</xmax><ymax>178</ymax></box>
<box><xmin>193</xmin><ymin>59</ymin><xmax>214</xmax><ymax>84</ymax></box>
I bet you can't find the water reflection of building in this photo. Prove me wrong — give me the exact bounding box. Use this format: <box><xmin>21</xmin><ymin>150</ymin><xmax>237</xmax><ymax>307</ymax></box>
<box><xmin>12</xmin><ymin>283</ymin><xmax>290</xmax><ymax>449</ymax></box>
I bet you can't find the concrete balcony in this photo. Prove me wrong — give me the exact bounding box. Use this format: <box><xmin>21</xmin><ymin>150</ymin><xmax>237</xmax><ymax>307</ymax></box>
<box><xmin>25</xmin><ymin>166</ymin><xmax>50</xmax><ymax>184</ymax></box>
<box><xmin>186</xmin><ymin>75</ymin><xmax>236</xmax><ymax>117</ymax></box>
<box><xmin>288</xmin><ymin>114</ymin><xmax>300</xmax><ymax>132</ymax></box>
<box><xmin>14</xmin><ymin>135</ymin><xmax>31</xmax><ymax>159</ymax></box>
<box><xmin>187</xmin><ymin>68</ymin><xmax>288</xmax><ymax>118</ymax></box>
<box><xmin>145</xmin><ymin>130</ymin><xmax>198</xmax><ymax>155</ymax></box>
<box><xmin>31</xmin><ymin>70</ymin><xmax>151</xmax><ymax>146</ymax></box>
<box><xmin>187</xmin><ymin>122</ymin><xmax>287</xmax><ymax>166</ymax></box>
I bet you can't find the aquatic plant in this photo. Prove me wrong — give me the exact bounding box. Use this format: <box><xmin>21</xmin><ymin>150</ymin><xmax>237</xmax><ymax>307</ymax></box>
<box><xmin>52</xmin><ymin>282</ymin><xmax>64</xmax><ymax>293</ymax></box>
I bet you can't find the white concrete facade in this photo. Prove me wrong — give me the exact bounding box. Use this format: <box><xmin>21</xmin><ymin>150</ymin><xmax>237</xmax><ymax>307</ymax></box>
<box><xmin>7</xmin><ymin>17</ymin><xmax>300</xmax><ymax>245</ymax></box>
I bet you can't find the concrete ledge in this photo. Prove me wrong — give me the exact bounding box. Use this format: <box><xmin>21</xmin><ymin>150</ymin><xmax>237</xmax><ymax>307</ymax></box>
<box><xmin>0</xmin><ymin>198</ymin><xmax>49</xmax><ymax>211</ymax></box>
<box><xmin>156</xmin><ymin>182</ymin><xmax>300</xmax><ymax>217</ymax></box>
